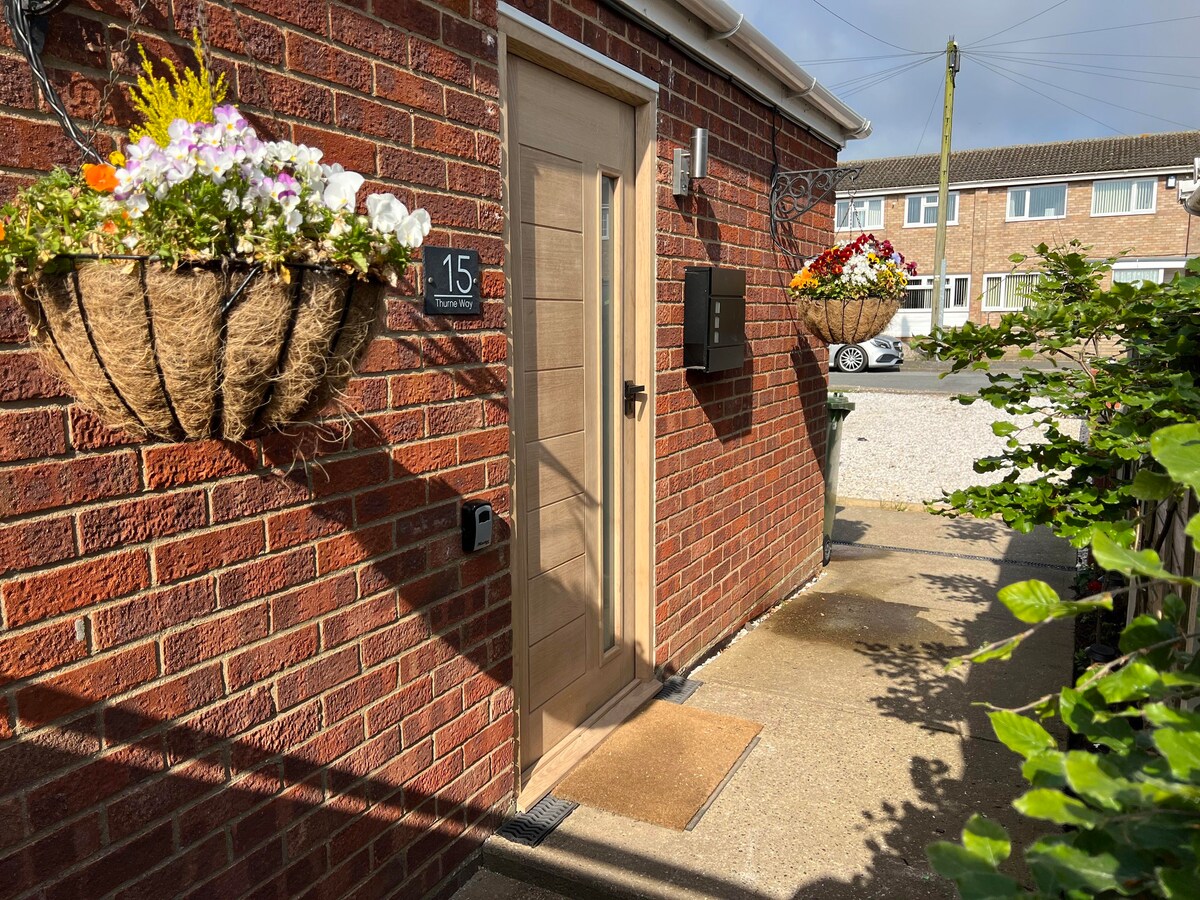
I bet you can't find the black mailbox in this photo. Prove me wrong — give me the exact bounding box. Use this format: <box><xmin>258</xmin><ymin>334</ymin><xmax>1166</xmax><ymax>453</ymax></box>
<box><xmin>683</xmin><ymin>266</ymin><xmax>746</xmax><ymax>373</ymax></box>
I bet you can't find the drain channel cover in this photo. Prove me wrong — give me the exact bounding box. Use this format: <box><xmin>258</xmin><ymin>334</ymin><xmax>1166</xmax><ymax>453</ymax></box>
<box><xmin>495</xmin><ymin>795</ymin><xmax>577</xmax><ymax>847</ymax></box>
<box><xmin>655</xmin><ymin>676</ymin><xmax>703</xmax><ymax>704</ymax></box>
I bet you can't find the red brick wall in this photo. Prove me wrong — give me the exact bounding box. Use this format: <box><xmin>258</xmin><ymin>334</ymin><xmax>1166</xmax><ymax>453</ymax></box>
<box><xmin>522</xmin><ymin>0</ymin><xmax>836</xmax><ymax>671</ymax></box>
<box><xmin>1</xmin><ymin>2</ymin><xmax>513</xmax><ymax>898</ymax></box>
<box><xmin>2</xmin><ymin>0</ymin><xmax>840</xmax><ymax>896</ymax></box>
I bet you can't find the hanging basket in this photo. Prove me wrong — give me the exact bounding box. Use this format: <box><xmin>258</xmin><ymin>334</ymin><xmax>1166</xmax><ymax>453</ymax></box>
<box><xmin>798</xmin><ymin>293</ymin><xmax>902</xmax><ymax>345</ymax></box>
<box><xmin>15</xmin><ymin>256</ymin><xmax>383</xmax><ymax>442</ymax></box>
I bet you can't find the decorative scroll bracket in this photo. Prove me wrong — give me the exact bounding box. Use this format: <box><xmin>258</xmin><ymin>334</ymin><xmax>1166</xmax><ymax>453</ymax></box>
<box><xmin>4</xmin><ymin>0</ymin><xmax>102</xmax><ymax>162</ymax></box>
<box><xmin>769</xmin><ymin>165</ymin><xmax>863</xmax><ymax>272</ymax></box>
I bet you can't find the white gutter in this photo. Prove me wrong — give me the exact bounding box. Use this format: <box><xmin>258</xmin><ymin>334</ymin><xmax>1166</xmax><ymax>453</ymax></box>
<box><xmin>675</xmin><ymin>0</ymin><xmax>871</xmax><ymax>140</ymax></box>
<box><xmin>610</xmin><ymin>0</ymin><xmax>870</xmax><ymax>146</ymax></box>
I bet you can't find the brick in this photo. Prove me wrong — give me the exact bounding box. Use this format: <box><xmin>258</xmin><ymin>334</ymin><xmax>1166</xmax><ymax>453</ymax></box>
<box><xmin>267</xmin><ymin>498</ymin><xmax>354</xmax><ymax>551</ymax></box>
<box><xmin>329</xmin><ymin>5</ymin><xmax>408</xmax><ymax>64</ymax></box>
<box><xmin>286</xmin><ymin>31</ymin><xmax>371</xmax><ymax>92</ymax></box>
<box><xmin>104</xmin><ymin>664</ymin><xmax>225</xmax><ymax>744</ymax></box>
<box><xmin>0</xmin><ymin>451</ymin><xmax>138</xmax><ymax>516</ymax></box>
<box><xmin>154</xmin><ymin>521</ymin><xmax>265</xmax><ymax>583</ymax></box>
<box><xmin>162</xmin><ymin>603</ymin><xmax>269</xmax><ymax>673</ymax></box>
<box><xmin>229</xmin><ymin>700</ymin><xmax>321</xmax><ymax>771</ymax></box>
<box><xmin>362</xmin><ymin>614</ymin><xmax>431</xmax><ymax>668</ymax></box>
<box><xmin>0</xmin><ymin>408</ymin><xmax>65</xmax><ymax>462</ymax></box>
<box><xmin>323</xmin><ymin>663</ymin><xmax>397</xmax><ymax>724</ymax></box>
<box><xmin>143</xmin><ymin>439</ymin><xmax>258</xmax><ymax>489</ymax></box>
<box><xmin>335</xmin><ymin>92</ymin><xmax>414</xmax><ymax>142</ymax></box>
<box><xmin>309</xmin><ymin>453</ymin><xmax>391</xmax><ymax>498</ymax></box>
<box><xmin>15</xmin><ymin>642</ymin><xmax>158</xmax><ymax>727</ymax></box>
<box><xmin>169</xmin><ymin>687</ymin><xmax>277</xmax><ymax>764</ymax></box>
<box><xmin>112</xmin><ymin>832</ymin><xmax>228</xmax><ymax>900</ymax></box>
<box><xmin>365</xmin><ymin>675</ymin><xmax>432</xmax><ymax>737</ymax></box>
<box><xmin>400</xmin><ymin>688</ymin><xmax>463</xmax><ymax>746</ymax></box>
<box><xmin>322</xmin><ymin>592</ymin><xmax>398</xmax><ymax>648</ymax></box>
<box><xmin>315</xmin><ymin>521</ymin><xmax>394</xmax><ymax>574</ymax></box>
<box><xmin>0</xmin><ymin>618</ymin><xmax>87</xmax><ymax>683</ymax></box>
<box><xmin>358</xmin><ymin>545</ymin><xmax>426</xmax><ymax>597</ymax></box>
<box><xmin>3</xmin><ymin>549</ymin><xmax>151</xmax><ymax>626</ymax></box>
<box><xmin>4</xmin><ymin>813</ymin><xmax>103</xmax><ymax>898</ymax></box>
<box><xmin>69</xmin><ymin>405</ymin><xmax>140</xmax><ymax>451</ymax></box>
<box><xmin>374</xmin><ymin>66</ymin><xmax>443</xmax><ymax>115</ymax></box>
<box><xmin>270</xmin><ymin>572</ymin><xmax>357</xmax><ymax>630</ymax></box>
<box><xmin>0</xmin><ymin>515</ymin><xmax>74</xmax><ymax>577</ymax></box>
<box><xmin>92</xmin><ymin>578</ymin><xmax>217</xmax><ymax>649</ymax></box>
<box><xmin>293</xmin><ymin>123</ymin><xmax>376</xmax><ymax>175</ymax></box>
<box><xmin>276</xmin><ymin>647</ymin><xmax>360</xmax><ymax>710</ymax></box>
<box><xmin>107</xmin><ymin>754</ymin><xmax>226</xmax><ymax>841</ymax></box>
<box><xmin>210</xmin><ymin>470</ymin><xmax>310</xmax><ymax>523</ymax></box>
<box><xmin>354</xmin><ymin>478</ymin><xmax>426</xmax><ymax>524</ymax></box>
<box><xmin>226</xmin><ymin>625</ymin><xmax>319</xmax><ymax>691</ymax></box>
<box><xmin>78</xmin><ymin>489</ymin><xmax>207</xmax><ymax>552</ymax></box>
<box><xmin>216</xmin><ymin>547</ymin><xmax>315</xmax><ymax>607</ymax></box>
<box><xmin>375</xmin><ymin>0</ymin><xmax>441</xmax><ymax>40</ymax></box>
<box><xmin>42</xmin><ymin>822</ymin><xmax>174</xmax><ymax>900</ymax></box>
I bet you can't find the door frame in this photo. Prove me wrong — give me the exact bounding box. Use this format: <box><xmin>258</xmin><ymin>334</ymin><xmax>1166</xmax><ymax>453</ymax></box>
<box><xmin>498</xmin><ymin>4</ymin><xmax>658</xmax><ymax>807</ymax></box>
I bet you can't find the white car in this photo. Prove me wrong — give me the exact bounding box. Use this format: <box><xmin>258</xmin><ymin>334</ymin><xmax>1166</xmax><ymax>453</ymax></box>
<box><xmin>829</xmin><ymin>335</ymin><xmax>904</xmax><ymax>373</ymax></box>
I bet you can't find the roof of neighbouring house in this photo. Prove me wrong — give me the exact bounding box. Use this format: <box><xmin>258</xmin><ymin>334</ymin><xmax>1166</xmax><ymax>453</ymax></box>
<box><xmin>839</xmin><ymin>131</ymin><xmax>1200</xmax><ymax>192</ymax></box>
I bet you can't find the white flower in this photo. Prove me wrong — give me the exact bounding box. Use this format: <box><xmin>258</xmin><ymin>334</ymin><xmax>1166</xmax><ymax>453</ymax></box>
<box><xmin>394</xmin><ymin>209</ymin><xmax>431</xmax><ymax>249</ymax></box>
<box><xmin>323</xmin><ymin>170</ymin><xmax>364</xmax><ymax>212</ymax></box>
<box><xmin>365</xmin><ymin>193</ymin><xmax>408</xmax><ymax>233</ymax></box>
<box><xmin>126</xmin><ymin>193</ymin><xmax>149</xmax><ymax>217</ymax></box>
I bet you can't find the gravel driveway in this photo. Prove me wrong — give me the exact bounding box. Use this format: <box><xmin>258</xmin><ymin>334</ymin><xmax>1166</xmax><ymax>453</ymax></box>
<box><xmin>834</xmin><ymin>390</ymin><xmax>1058</xmax><ymax>506</ymax></box>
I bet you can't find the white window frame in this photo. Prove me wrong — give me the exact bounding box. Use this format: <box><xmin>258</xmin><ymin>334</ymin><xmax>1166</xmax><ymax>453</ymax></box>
<box><xmin>904</xmin><ymin>192</ymin><xmax>958</xmax><ymax>228</ymax></box>
<box><xmin>1006</xmin><ymin>183</ymin><xmax>1068</xmax><ymax>222</ymax></box>
<box><xmin>902</xmin><ymin>274</ymin><xmax>970</xmax><ymax>310</ymax></box>
<box><xmin>1110</xmin><ymin>258</ymin><xmax>1188</xmax><ymax>284</ymax></box>
<box><xmin>835</xmin><ymin>196</ymin><xmax>884</xmax><ymax>231</ymax></box>
<box><xmin>982</xmin><ymin>272</ymin><xmax>1043</xmax><ymax>311</ymax></box>
<box><xmin>1090</xmin><ymin>177</ymin><xmax>1157</xmax><ymax>217</ymax></box>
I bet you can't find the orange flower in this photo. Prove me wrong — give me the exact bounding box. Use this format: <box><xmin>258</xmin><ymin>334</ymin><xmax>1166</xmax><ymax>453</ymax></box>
<box><xmin>101</xmin><ymin>220</ymin><xmax>119</xmax><ymax>234</ymax></box>
<box><xmin>0</xmin><ymin>220</ymin><xmax>5</xmax><ymax>241</ymax></box>
<box><xmin>83</xmin><ymin>163</ymin><xmax>118</xmax><ymax>192</ymax></box>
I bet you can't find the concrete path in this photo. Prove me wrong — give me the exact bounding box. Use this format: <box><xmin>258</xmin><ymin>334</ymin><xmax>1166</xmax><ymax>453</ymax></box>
<box><xmin>463</xmin><ymin>507</ymin><xmax>1076</xmax><ymax>899</ymax></box>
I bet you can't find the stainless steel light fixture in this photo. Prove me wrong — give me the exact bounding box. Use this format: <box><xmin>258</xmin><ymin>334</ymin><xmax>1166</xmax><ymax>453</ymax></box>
<box><xmin>673</xmin><ymin>127</ymin><xmax>710</xmax><ymax>196</ymax></box>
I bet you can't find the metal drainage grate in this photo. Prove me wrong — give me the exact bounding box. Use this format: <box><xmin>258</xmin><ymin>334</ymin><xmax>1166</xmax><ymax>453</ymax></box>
<box><xmin>655</xmin><ymin>676</ymin><xmax>703</xmax><ymax>704</ymax></box>
<box><xmin>496</xmin><ymin>795</ymin><xmax>577</xmax><ymax>847</ymax></box>
<box><xmin>832</xmin><ymin>540</ymin><xmax>1075</xmax><ymax>572</ymax></box>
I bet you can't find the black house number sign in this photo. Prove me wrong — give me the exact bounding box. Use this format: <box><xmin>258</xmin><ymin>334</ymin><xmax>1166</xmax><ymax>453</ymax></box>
<box><xmin>423</xmin><ymin>247</ymin><xmax>482</xmax><ymax>315</ymax></box>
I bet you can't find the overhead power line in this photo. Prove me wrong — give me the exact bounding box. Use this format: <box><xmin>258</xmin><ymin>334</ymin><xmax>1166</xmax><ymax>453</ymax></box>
<box><xmin>800</xmin><ymin>51</ymin><xmax>938</xmax><ymax>65</ymax></box>
<box><xmin>976</xmin><ymin>56</ymin><xmax>1198</xmax><ymax>130</ymax></box>
<box><xmin>968</xmin><ymin>0</ymin><xmax>1074</xmax><ymax>47</ymax></box>
<box><xmin>829</xmin><ymin>56</ymin><xmax>935</xmax><ymax>91</ymax></box>
<box><xmin>838</xmin><ymin>55</ymin><xmax>941</xmax><ymax>99</ymax></box>
<box><xmin>915</xmin><ymin>68</ymin><xmax>946</xmax><ymax>154</ymax></box>
<box><xmin>807</xmin><ymin>0</ymin><xmax>920</xmax><ymax>53</ymax></box>
<box><xmin>970</xmin><ymin>51</ymin><xmax>1200</xmax><ymax>91</ymax></box>
<box><xmin>973</xmin><ymin>14</ymin><xmax>1200</xmax><ymax>49</ymax></box>
<box><xmin>973</xmin><ymin>58</ymin><xmax>1126</xmax><ymax>135</ymax></box>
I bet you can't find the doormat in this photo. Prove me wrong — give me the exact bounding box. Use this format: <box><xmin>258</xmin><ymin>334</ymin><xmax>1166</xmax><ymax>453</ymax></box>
<box><xmin>552</xmin><ymin>700</ymin><xmax>762</xmax><ymax>831</ymax></box>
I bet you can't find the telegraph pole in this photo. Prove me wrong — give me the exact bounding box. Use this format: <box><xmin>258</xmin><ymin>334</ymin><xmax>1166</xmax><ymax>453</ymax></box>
<box><xmin>930</xmin><ymin>38</ymin><xmax>960</xmax><ymax>333</ymax></box>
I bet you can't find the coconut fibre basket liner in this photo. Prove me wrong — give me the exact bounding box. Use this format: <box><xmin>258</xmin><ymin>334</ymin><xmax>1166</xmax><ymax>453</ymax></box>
<box><xmin>15</xmin><ymin>257</ymin><xmax>383</xmax><ymax>441</ymax></box>
<box><xmin>799</xmin><ymin>294</ymin><xmax>902</xmax><ymax>344</ymax></box>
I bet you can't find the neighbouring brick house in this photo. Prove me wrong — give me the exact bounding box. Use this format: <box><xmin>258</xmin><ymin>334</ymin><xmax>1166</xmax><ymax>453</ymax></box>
<box><xmin>836</xmin><ymin>131</ymin><xmax>1200</xmax><ymax>338</ymax></box>
<box><xmin>0</xmin><ymin>1</ymin><xmax>869</xmax><ymax>896</ymax></box>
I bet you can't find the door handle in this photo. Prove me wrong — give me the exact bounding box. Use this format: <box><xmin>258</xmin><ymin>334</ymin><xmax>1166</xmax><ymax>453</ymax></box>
<box><xmin>623</xmin><ymin>380</ymin><xmax>646</xmax><ymax>416</ymax></box>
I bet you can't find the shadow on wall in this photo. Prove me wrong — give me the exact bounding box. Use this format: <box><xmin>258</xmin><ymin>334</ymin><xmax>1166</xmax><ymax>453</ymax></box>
<box><xmin>1</xmin><ymin>329</ymin><xmax>520</xmax><ymax>898</ymax></box>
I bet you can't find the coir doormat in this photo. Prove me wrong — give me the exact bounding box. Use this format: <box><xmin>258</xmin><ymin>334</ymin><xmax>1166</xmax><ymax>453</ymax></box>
<box><xmin>553</xmin><ymin>699</ymin><xmax>762</xmax><ymax>831</ymax></box>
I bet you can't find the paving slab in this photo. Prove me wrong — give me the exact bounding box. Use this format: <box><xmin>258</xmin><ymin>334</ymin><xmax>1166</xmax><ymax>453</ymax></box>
<box><xmin>452</xmin><ymin>869</ymin><xmax>572</xmax><ymax>900</ymax></box>
<box><xmin>482</xmin><ymin>507</ymin><xmax>1076</xmax><ymax>899</ymax></box>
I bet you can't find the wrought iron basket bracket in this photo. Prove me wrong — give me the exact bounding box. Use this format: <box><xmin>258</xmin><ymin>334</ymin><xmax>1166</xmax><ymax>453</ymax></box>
<box><xmin>769</xmin><ymin>165</ymin><xmax>862</xmax><ymax>271</ymax></box>
<box><xmin>4</xmin><ymin>0</ymin><xmax>102</xmax><ymax>162</ymax></box>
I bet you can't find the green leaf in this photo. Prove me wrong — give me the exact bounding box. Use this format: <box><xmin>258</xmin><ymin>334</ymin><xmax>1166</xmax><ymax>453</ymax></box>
<box><xmin>1151</xmin><ymin>423</ymin><xmax>1200</xmax><ymax>493</ymax></box>
<box><xmin>991</xmin><ymin>421</ymin><xmax>1018</xmax><ymax>437</ymax></box>
<box><xmin>1153</xmin><ymin>728</ymin><xmax>1200</xmax><ymax>780</ymax></box>
<box><xmin>1092</xmin><ymin>530</ymin><xmax>1171</xmax><ymax>579</ymax></box>
<box><xmin>1064</xmin><ymin>751</ymin><xmax>1127</xmax><ymax>811</ymax></box>
<box><xmin>1014</xmin><ymin>788</ymin><xmax>1101</xmax><ymax>827</ymax></box>
<box><xmin>1022</xmin><ymin>750</ymin><xmax>1067</xmax><ymax>788</ymax></box>
<box><xmin>1028</xmin><ymin>836</ymin><xmax>1121</xmax><ymax>895</ymax></box>
<box><xmin>997</xmin><ymin>579</ymin><xmax>1062</xmax><ymax>623</ymax></box>
<box><xmin>926</xmin><ymin>842</ymin><xmax>997</xmax><ymax>879</ymax></box>
<box><xmin>989</xmin><ymin>710</ymin><xmax>1055</xmax><ymax>759</ymax></box>
<box><xmin>1144</xmin><ymin>702</ymin><xmax>1200</xmax><ymax>730</ymax></box>
<box><xmin>1060</xmin><ymin>688</ymin><xmax>1135</xmax><ymax>750</ymax></box>
<box><xmin>1094</xmin><ymin>658</ymin><xmax>1161</xmax><ymax>703</ymax></box>
<box><xmin>1186</xmin><ymin>513</ymin><xmax>1200</xmax><ymax>552</ymax></box>
<box><xmin>1159</xmin><ymin>865</ymin><xmax>1200</xmax><ymax>898</ymax></box>
<box><xmin>961</xmin><ymin>814</ymin><xmax>1011</xmax><ymax>865</ymax></box>
<box><xmin>1132</xmin><ymin>469</ymin><xmax>1176</xmax><ymax>501</ymax></box>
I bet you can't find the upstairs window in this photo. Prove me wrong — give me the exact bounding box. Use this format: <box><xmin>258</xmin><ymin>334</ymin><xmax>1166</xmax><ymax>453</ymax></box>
<box><xmin>1092</xmin><ymin>178</ymin><xmax>1156</xmax><ymax>216</ymax></box>
<box><xmin>1007</xmin><ymin>184</ymin><xmax>1067</xmax><ymax>221</ymax></box>
<box><xmin>835</xmin><ymin>197</ymin><xmax>883</xmax><ymax>230</ymax></box>
<box><xmin>905</xmin><ymin>192</ymin><xmax>958</xmax><ymax>227</ymax></box>
<box><xmin>903</xmin><ymin>275</ymin><xmax>969</xmax><ymax>310</ymax></box>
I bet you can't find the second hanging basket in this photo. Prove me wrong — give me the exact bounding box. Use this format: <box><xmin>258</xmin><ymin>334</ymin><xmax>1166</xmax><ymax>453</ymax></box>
<box><xmin>798</xmin><ymin>293</ymin><xmax>902</xmax><ymax>344</ymax></box>
<box><xmin>16</xmin><ymin>256</ymin><xmax>383</xmax><ymax>441</ymax></box>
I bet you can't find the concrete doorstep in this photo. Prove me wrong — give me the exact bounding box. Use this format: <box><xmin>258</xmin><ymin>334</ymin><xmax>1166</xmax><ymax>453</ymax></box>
<box><xmin>458</xmin><ymin>507</ymin><xmax>1076</xmax><ymax>900</ymax></box>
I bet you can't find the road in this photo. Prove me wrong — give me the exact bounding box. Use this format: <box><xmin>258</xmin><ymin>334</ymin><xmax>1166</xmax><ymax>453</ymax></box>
<box><xmin>829</xmin><ymin>368</ymin><xmax>994</xmax><ymax>394</ymax></box>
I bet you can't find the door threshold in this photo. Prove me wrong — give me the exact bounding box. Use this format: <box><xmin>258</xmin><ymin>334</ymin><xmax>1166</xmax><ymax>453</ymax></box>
<box><xmin>517</xmin><ymin>677</ymin><xmax>661</xmax><ymax>811</ymax></box>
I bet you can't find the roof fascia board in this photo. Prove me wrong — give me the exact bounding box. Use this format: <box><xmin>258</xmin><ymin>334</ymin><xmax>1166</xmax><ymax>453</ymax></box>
<box><xmin>838</xmin><ymin>165</ymin><xmax>1193</xmax><ymax>197</ymax></box>
<box><xmin>606</xmin><ymin>0</ymin><xmax>856</xmax><ymax>148</ymax></box>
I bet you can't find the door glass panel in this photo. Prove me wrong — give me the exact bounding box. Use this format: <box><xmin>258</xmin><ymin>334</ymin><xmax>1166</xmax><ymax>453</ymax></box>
<box><xmin>600</xmin><ymin>175</ymin><xmax>616</xmax><ymax>651</ymax></box>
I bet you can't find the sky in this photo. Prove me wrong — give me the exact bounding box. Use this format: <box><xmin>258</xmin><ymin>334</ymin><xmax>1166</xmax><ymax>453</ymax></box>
<box><xmin>735</xmin><ymin>0</ymin><xmax>1200</xmax><ymax>160</ymax></box>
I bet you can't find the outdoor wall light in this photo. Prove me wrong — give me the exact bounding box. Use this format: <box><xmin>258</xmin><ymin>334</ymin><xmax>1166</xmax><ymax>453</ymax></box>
<box><xmin>673</xmin><ymin>127</ymin><xmax>710</xmax><ymax>196</ymax></box>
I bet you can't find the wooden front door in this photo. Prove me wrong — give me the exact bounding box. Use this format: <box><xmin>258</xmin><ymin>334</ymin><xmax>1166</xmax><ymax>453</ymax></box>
<box><xmin>507</xmin><ymin>56</ymin><xmax>638</xmax><ymax>773</ymax></box>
